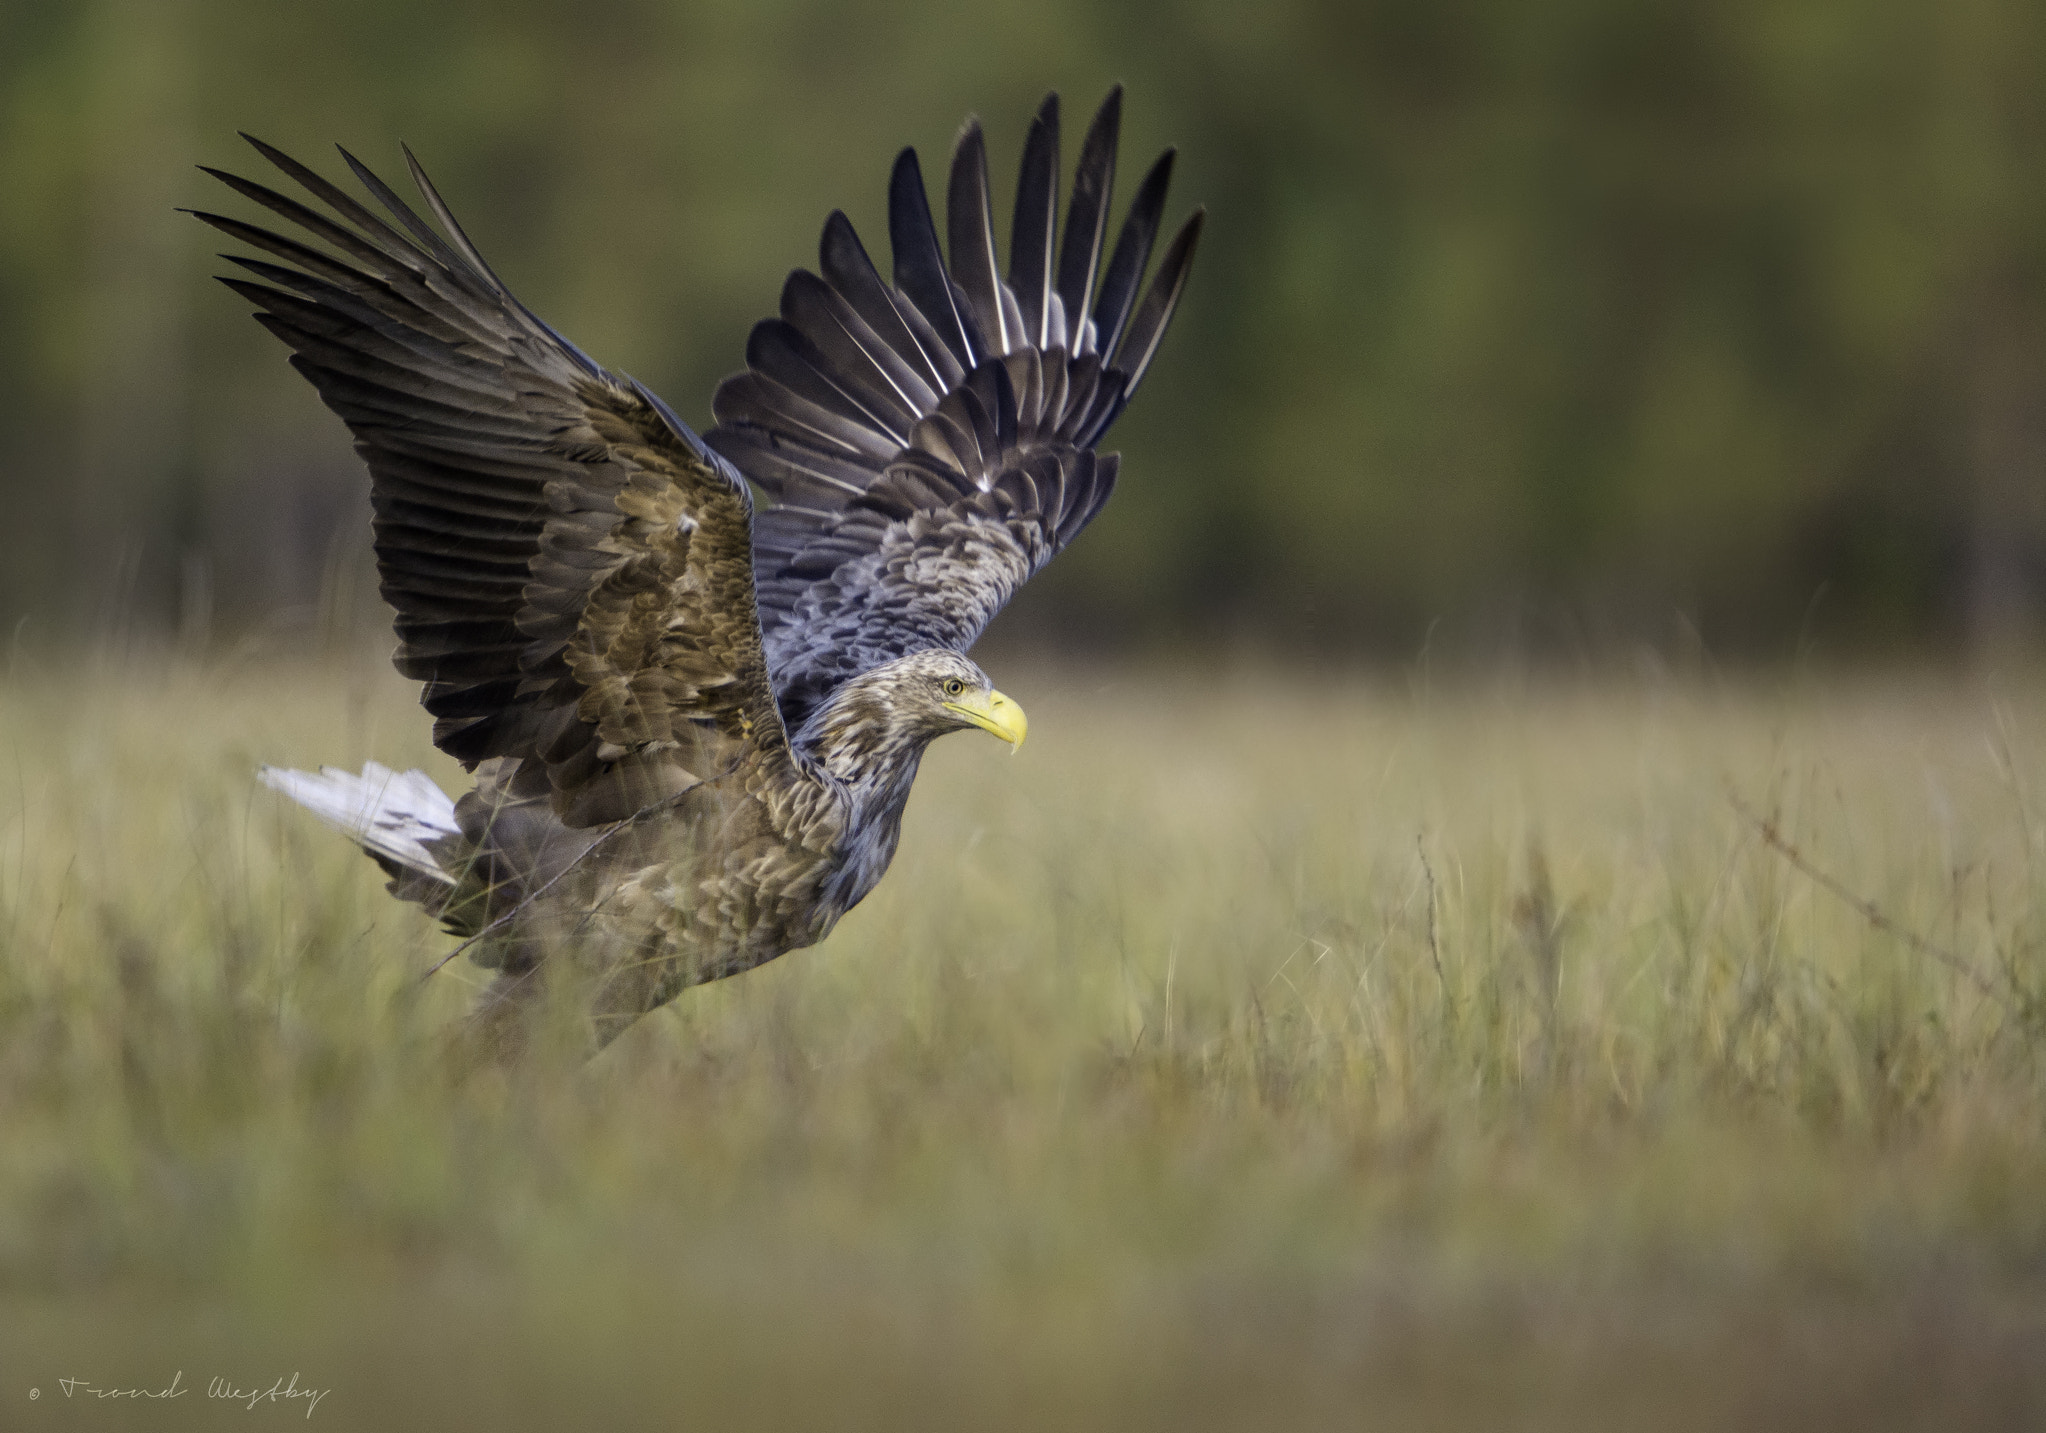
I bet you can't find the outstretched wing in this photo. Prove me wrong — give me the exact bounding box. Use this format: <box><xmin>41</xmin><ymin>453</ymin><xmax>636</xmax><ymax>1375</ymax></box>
<box><xmin>193</xmin><ymin>139</ymin><xmax>788</xmax><ymax>826</ymax></box>
<box><xmin>708</xmin><ymin>89</ymin><xmax>1203</xmax><ymax>731</ymax></box>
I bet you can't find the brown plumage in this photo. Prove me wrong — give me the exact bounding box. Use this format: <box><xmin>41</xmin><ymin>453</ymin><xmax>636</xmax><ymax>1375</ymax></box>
<box><xmin>196</xmin><ymin>91</ymin><xmax>1201</xmax><ymax>1059</ymax></box>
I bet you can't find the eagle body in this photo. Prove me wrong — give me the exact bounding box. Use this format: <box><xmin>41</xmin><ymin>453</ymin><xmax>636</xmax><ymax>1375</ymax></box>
<box><xmin>200</xmin><ymin>91</ymin><xmax>1200</xmax><ymax>1058</ymax></box>
<box><xmin>409</xmin><ymin>651</ymin><xmax>996</xmax><ymax>1053</ymax></box>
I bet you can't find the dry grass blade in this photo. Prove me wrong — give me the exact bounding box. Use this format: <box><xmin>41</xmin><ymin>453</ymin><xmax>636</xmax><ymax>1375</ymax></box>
<box><xmin>1725</xmin><ymin>782</ymin><xmax>2005</xmax><ymax>1002</ymax></box>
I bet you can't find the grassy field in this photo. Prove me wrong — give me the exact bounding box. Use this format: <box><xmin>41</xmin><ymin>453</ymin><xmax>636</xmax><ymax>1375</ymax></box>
<box><xmin>2</xmin><ymin>650</ymin><xmax>2044</xmax><ymax>1430</ymax></box>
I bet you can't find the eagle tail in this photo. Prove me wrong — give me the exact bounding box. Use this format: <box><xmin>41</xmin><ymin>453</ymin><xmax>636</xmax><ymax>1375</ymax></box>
<box><xmin>258</xmin><ymin>761</ymin><xmax>462</xmax><ymax>898</ymax></box>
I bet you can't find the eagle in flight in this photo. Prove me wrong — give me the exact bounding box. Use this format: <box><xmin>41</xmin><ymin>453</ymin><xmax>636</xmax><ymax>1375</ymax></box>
<box><xmin>194</xmin><ymin>90</ymin><xmax>1201</xmax><ymax>1059</ymax></box>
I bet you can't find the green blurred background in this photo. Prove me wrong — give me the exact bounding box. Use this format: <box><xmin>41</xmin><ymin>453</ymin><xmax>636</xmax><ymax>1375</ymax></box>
<box><xmin>5</xmin><ymin>0</ymin><xmax>2046</xmax><ymax>663</ymax></box>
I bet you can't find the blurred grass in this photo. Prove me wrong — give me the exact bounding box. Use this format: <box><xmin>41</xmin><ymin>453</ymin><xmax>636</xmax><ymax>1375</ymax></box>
<box><xmin>2</xmin><ymin>654</ymin><xmax>2045</xmax><ymax>1429</ymax></box>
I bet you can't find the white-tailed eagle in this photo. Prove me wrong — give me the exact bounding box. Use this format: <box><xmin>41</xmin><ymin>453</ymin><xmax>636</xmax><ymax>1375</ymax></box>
<box><xmin>193</xmin><ymin>90</ymin><xmax>1201</xmax><ymax>1058</ymax></box>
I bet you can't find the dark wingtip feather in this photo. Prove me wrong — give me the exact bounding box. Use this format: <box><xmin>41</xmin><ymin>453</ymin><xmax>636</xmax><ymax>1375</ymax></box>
<box><xmin>1090</xmin><ymin>147</ymin><xmax>1176</xmax><ymax>363</ymax></box>
<box><xmin>236</xmin><ymin>132</ymin><xmax>301</xmax><ymax>174</ymax></box>
<box><xmin>1056</xmin><ymin>88</ymin><xmax>1123</xmax><ymax>356</ymax></box>
<box><xmin>946</xmin><ymin>117</ymin><xmax>1008</xmax><ymax>357</ymax></box>
<box><xmin>889</xmin><ymin>146</ymin><xmax>978</xmax><ymax>369</ymax></box>
<box><xmin>1110</xmin><ymin>207</ymin><xmax>1203</xmax><ymax>396</ymax></box>
<box><xmin>214</xmin><ymin>273</ymin><xmax>273</xmax><ymax>300</ymax></box>
<box><xmin>1008</xmin><ymin>94</ymin><xmax>1060</xmax><ymax>350</ymax></box>
<box><xmin>818</xmin><ymin>208</ymin><xmax>958</xmax><ymax>398</ymax></box>
<box><xmin>399</xmin><ymin>143</ymin><xmax>510</xmax><ymax>295</ymax></box>
<box><xmin>819</xmin><ymin>208</ymin><xmax>861</xmax><ymax>271</ymax></box>
<box><xmin>234</xmin><ymin>134</ymin><xmax>426</xmax><ymax>266</ymax></box>
<box><xmin>335</xmin><ymin>143</ymin><xmax>469</xmax><ymax>276</ymax></box>
<box><xmin>384</xmin><ymin>143</ymin><xmax>604</xmax><ymax>381</ymax></box>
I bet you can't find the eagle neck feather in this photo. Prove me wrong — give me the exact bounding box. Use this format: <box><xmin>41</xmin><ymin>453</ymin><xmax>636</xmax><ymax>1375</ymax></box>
<box><xmin>797</xmin><ymin>673</ymin><xmax>936</xmax><ymax>822</ymax></box>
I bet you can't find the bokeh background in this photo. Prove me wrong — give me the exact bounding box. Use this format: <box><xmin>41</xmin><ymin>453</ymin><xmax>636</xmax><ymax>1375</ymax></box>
<box><xmin>7</xmin><ymin>0</ymin><xmax>2046</xmax><ymax>665</ymax></box>
<box><xmin>8</xmin><ymin>8</ymin><xmax>2046</xmax><ymax>1428</ymax></box>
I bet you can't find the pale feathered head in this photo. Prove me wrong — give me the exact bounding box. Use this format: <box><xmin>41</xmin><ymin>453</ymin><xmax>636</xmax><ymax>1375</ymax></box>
<box><xmin>801</xmin><ymin>649</ymin><xmax>1026</xmax><ymax>788</ymax></box>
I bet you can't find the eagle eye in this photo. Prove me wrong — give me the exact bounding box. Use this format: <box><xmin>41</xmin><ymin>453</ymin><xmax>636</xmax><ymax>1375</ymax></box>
<box><xmin>943</xmin><ymin>678</ymin><xmax>965</xmax><ymax>697</ymax></box>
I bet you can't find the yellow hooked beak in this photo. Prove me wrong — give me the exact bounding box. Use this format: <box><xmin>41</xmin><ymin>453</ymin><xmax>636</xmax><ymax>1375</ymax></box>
<box><xmin>943</xmin><ymin>688</ymin><xmax>1028</xmax><ymax>752</ymax></box>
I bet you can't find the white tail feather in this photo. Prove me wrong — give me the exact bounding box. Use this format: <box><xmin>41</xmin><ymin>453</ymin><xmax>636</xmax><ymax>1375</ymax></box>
<box><xmin>259</xmin><ymin>761</ymin><xmax>461</xmax><ymax>886</ymax></box>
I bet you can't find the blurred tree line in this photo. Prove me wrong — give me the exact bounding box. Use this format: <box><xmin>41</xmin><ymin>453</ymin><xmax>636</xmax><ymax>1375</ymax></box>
<box><xmin>3</xmin><ymin>0</ymin><xmax>2045</xmax><ymax>663</ymax></box>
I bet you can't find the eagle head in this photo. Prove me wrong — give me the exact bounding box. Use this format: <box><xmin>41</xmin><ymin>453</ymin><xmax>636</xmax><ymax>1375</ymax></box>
<box><xmin>802</xmin><ymin>649</ymin><xmax>1028</xmax><ymax>791</ymax></box>
<box><xmin>860</xmin><ymin>649</ymin><xmax>1026</xmax><ymax>748</ymax></box>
